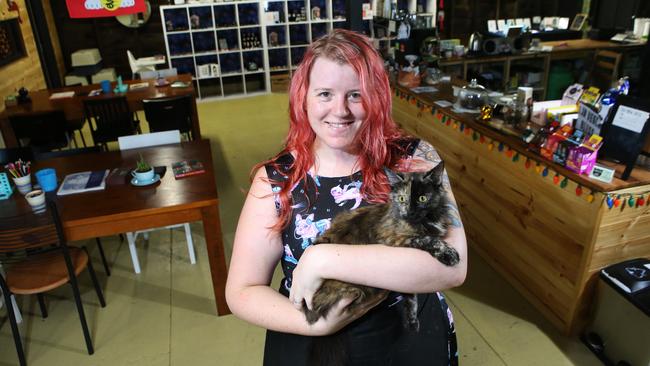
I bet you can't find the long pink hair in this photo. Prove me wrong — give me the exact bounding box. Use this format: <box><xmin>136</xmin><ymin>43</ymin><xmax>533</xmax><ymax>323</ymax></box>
<box><xmin>257</xmin><ymin>29</ymin><xmax>406</xmax><ymax>230</ymax></box>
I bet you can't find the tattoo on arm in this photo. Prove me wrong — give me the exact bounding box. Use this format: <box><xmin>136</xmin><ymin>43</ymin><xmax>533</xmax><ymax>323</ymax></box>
<box><xmin>446</xmin><ymin>201</ymin><xmax>463</xmax><ymax>228</ymax></box>
<box><xmin>413</xmin><ymin>140</ymin><xmax>441</xmax><ymax>164</ymax></box>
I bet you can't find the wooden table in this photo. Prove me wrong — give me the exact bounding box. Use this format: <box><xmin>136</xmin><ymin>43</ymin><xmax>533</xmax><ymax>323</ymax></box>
<box><xmin>0</xmin><ymin>74</ymin><xmax>201</xmax><ymax>148</ymax></box>
<box><xmin>0</xmin><ymin>139</ymin><xmax>230</xmax><ymax>316</ymax></box>
<box><xmin>392</xmin><ymin>83</ymin><xmax>650</xmax><ymax>335</ymax></box>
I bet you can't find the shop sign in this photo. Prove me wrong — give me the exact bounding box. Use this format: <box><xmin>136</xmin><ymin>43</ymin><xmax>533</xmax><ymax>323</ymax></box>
<box><xmin>66</xmin><ymin>0</ymin><xmax>146</xmax><ymax>18</ymax></box>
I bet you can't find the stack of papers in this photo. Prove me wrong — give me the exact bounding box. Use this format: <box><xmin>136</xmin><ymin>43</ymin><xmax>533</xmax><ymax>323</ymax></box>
<box><xmin>49</xmin><ymin>91</ymin><xmax>75</xmax><ymax>100</ymax></box>
<box><xmin>57</xmin><ymin>170</ymin><xmax>109</xmax><ymax>196</ymax></box>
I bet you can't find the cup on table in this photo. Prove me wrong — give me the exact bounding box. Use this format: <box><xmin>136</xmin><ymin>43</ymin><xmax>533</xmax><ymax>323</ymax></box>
<box><xmin>12</xmin><ymin>174</ymin><xmax>32</xmax><ymax>195</ymax></box>
<box><xmin>35</xmin><ymin>168</ymin><xmax>58</xmax><ymax>192</ymax></box>
<box><xmin>25</xmin><ymin>189</ymin><xmax>45</xmax><ymax>211</ymax></box>
<box><xmin>132</xmin><ymin>169</ymin><xmax>154</xmax><ymax>183</ymax></box>
<box><xmin>100</xmin><ymin>80</ymin><xmax>111</xmax><ymax>94</ymax></box>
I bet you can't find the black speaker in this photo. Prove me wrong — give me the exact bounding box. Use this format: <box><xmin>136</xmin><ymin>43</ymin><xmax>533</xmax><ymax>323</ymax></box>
<box><xmin>482</xmin><ymin>38</ymin><xmax>509</xmax><ymax>55</ymax></box>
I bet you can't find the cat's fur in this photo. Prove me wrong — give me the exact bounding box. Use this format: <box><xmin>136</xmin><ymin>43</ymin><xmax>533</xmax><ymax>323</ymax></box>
<box><xmin>303</xmin><ymin>161</ymin><xmax>460</xmax><ymax>332</ymax></box>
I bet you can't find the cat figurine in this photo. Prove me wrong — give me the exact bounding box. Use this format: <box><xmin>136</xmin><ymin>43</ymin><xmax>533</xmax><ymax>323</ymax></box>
<box><xmin>303</xmin><ymin>161</ymin><xmax>460</xmax><ymax>331</ymax></box>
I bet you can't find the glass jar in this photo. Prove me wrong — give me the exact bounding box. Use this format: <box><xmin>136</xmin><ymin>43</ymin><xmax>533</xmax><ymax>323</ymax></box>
<box><xmin>458</xmin><ymin>79</ymin><xmax>488</xmax><ymax>110</ymax></box>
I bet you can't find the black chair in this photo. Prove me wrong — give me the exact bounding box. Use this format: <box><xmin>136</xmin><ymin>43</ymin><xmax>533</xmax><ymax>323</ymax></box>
<box><xmin>142</xmin><ymin>95</ymin><xmax>194</xmax><ymax>140</ymax></box>
<box><xmin>8</xmin><ymin>111</ymin><xmax>70</xmax><ymax>152</ymax></box>
<box><xmin>83</xmin><ymin>96</ymin><xmax>141</xmax><ymax>150</ymax></box>
<box><xmin>0</xmin><ymin>147</ymin><xmax>34</xmax><ymax>165</ymax></box>
<box><xmin>32</xmin><ymin>145</ymin><xmax>112</xmax><ymax>277</ymax></box>
<box><xmin>0</xmin><ymin>199</ymin><xmax>106</xmax><ymax>366</ymax></box>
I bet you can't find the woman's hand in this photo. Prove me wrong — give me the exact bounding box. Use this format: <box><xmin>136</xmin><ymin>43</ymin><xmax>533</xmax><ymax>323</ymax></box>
<box><xmin>394</xmin><ymin>157</ymin><xmax>436</xmax><ymax>173</ymax></box>
<box><xmin>307</xmin><ymin>291</ymin><xmax>388</xmax><ymax>336</ymax></box>
<box><xmin>289</xmin><ymin>245</ymin><xmax>324</xmax><ymax>310</ymax></box>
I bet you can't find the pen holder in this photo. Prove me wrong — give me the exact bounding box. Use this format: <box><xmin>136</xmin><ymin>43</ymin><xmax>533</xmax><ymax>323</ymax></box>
<box><xmin>12</xmin><ymin>174</ymin><xmax>32</xmax><ymax>195</ymax></box>
<box><xmin>35</xmin><ymin>168</ymin><xmax>58</xmax><ymax>192</ymax></box>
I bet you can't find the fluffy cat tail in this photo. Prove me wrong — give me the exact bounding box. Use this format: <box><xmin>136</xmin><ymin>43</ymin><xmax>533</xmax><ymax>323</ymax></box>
<box><xmin>309</xmin><ymin>332</ymin><xmax>348</xmax><ymax>366</ymax></box>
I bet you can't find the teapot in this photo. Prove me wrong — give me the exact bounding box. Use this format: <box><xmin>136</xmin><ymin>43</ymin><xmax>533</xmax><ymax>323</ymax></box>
<box><xmin>468</xmin><ymin>32</ymin><xmax>483</xmax><ymax>54</ymax></box>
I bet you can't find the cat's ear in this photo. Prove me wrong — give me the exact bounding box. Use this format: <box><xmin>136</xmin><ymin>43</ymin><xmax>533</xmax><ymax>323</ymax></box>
<box><xmin>384</xmin><ymin>168</ymin><xmax>404</xmax><ymax>185</ymax></box>
<box><xmin>424</xmin><ymin>161</ymin><xmax>445</xmax><ymax>185</ymax></box>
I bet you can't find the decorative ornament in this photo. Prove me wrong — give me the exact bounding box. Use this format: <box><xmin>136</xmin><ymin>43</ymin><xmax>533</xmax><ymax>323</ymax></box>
<box><xmin>553</xmin><ymin>174</ymin><xmax>560</xmax><ymax>185</ymax></box>
<box><xmin>498</xmin><ymin>142</ymin><xmax>504</xmax><ymax>152</ymax></box>
<box><xmin>639</xmin><ymin>196</ymin><xmax>646</xmax><ymax>207</ymax></box>
<box><xmin>535</xmin><ymin>164</ymin><xmax>542</xmax><ymax>174</ymax></box>
<box><xmin>473</xmin><ymin>132</ymin><xmax>479</xmax><ymax>141</ymax></box>
<box><xmin>525</xmin><ymin>159</ymin><xmax>531</xmax><ymax>169</ymax></box>
<box><xmin>614</xmin><ymin>196</ymin><xmax>621</xmax><ymax>208</ymax></box>
<box><xmin>606</xmin><ymin>196</ymin><xmax>614</xmax><ymax>208</ymax></box>
<box><xmin>488</xmin><ymin>143</ymin><xmax>494</xmax><ymax>151</ymax></box>
<box><xmin>505</xmin><ymin>149</ymin><xmax>514</xmax><ymax>158</ymax></box>
<box><xmin>479</xmin><ymin>135</ymin><xmax>486</xmax><ymax>143</ymax></box>
<box><xmin>542</xmin><ymin>167</ymin><xmax>549</xmax><ymax>177</ymax></box>
<box><xmin>479</xmin><ymin>105</ymin><xmax>493</xmax><ymax>121</ymax></box>
<box><xmin>586</xmin><ymin>192</ymin><xmax>595</xmax><ymax>203</ymax></box>
<box><xmin>628</xmin><ymin>196</ymin><xmax>635</xmax><ymax>207</ymax></box>
<box><xmin>576</xmin><ymin>186</ymin><xmax>583</xmax><ymax>196</ymax></box>
<box><xmin>459</xmin><ymin>123</ymin><xmax>465</xmax><ymax>132</ymax></box>
<box><xmin>560</xmin><ymin>177</ymin><xmax>568</xmax><ymax>188</ymax></box>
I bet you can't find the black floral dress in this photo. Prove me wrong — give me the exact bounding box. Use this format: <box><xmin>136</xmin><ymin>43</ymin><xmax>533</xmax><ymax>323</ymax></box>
<box><xmin>263</xmin><ymin>141</ymin><xmax>458</xmax><ymax>366</ymax></box>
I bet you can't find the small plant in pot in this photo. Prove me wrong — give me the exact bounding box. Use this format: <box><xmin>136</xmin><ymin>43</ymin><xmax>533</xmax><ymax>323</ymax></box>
<box><xmin>132</xmin><ymin>154</ymin><xmax>155</xmax><ymax>183</ymax></box>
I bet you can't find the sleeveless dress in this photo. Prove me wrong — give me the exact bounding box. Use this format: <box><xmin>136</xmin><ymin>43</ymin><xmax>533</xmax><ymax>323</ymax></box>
<box><xmin>263</xmin><ymin>140</ymin><xmax>458</xmax><ymax>366</ymax></box>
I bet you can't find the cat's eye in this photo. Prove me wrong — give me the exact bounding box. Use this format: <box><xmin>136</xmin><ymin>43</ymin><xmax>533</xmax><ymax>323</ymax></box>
<box><xmin>418</xmin><ymin>195</ymin><xmax>428</xmax><ymax>202</ymax></box>
<box><xmin>398</xmin><ymin>195</ymin><xmax>407</xmax><ymax>202</ymax></box>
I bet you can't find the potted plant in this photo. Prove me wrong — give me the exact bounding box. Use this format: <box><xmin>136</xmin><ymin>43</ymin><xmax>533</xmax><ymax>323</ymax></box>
<box><xmin>132</xmin><ymin>153</ymin><xmax>154</xmax><ymax>183</ymax></box>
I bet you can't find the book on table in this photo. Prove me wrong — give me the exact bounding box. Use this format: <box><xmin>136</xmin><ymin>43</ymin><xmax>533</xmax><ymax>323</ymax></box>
<box><xmin>57</xmin><ymin>170</ymin><xmax>110</xmax><ymax>195</ymax></box>
<box><xmin>172</xmin><ymin>160</ymin><xmax>205</xmax><ymax>179</ymax></box>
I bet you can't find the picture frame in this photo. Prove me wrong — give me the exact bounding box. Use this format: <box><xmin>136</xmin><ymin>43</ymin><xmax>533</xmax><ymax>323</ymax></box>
<box><xmin>570</xmin><ymin>13</ymin><xmax>587</xmax><ymax>31</ymax></box>
<box><xmin>599</xmin><ymin>95</ymin><xmax>650</xmax><ymax>180</ymax></box>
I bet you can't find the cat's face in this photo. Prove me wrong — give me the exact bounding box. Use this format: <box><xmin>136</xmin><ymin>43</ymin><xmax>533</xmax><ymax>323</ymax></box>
<box><xmin>386</xmin><ymin>162</ymin><xmax>445</xmax><ymax>222</ymax></box>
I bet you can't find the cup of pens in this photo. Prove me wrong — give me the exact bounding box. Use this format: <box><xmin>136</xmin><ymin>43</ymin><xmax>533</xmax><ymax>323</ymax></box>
<box><xmin>5</xmin><ymin>160</ymin><xmax>32</xmax><ymax>195</ymax></box>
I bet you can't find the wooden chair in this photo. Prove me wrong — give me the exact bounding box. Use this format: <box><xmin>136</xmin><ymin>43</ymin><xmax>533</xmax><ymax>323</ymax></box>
<box><xmin>82</xmin><ymin>96</ymin><xmax>141</xmax><ymax>151</ymax></box>
<box><xmin>117</xmin><ymin>131</ymin><xmax>196</xmax><ymax>274</ymax></box>
<box><xmin>8</xmin><ymin>111</ymin><xmax>71</xmax><ymax>152</ymax></box>
<box><xmin>142</xmin><ymin>95</ymin><xmax>194</xmax><ymax>141</ymax></box>
<box><xmin>33</xmin><ymin>146</ymin><xmax>112</xmax><ymax>277</ymax></box>
<box><xmin>0</xmin><ymin>199</ymin><xmax>106</xmax><ymax>366</ymax></box>
<box><xmin>590</xmin><ymin>50</ymin><xmax>622</xmax><ymax>91</ymax></box>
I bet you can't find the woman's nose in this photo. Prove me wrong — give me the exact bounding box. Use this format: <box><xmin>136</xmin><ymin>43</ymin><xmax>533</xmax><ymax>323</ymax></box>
<box><xmin>332</xmin><ymin>96</ymin><xmax>350</xmax><ymax>117</ymax></box>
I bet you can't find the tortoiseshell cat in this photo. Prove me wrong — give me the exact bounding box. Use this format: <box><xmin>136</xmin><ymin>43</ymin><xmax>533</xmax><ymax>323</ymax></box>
<box><xmin>303</xmin><ymin>161</ymin><xmax>460</xmax><ymax>331</ymax></box>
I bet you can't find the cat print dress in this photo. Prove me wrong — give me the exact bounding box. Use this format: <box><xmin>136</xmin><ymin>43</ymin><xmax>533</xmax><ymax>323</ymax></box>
<box><xmin>263</xmin><ymin>141</ymin><xmax>458</xmax><ymax>366</ymax></box>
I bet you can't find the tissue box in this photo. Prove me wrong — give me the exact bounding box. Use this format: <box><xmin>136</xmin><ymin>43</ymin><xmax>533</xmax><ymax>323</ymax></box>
<box><xmin>71</xmin><ymin>48</ymin><xmax>102</xmax><ymax>67</ymax></box>
<box><xmin>566</xmin><ymin>135</ymin><xmax>603</xmax><ymax>174</ymax></box>
<box><xmin>91</xmin><ymin>68</ymin><xmax>116</xmax><ymax>84</ymax></box>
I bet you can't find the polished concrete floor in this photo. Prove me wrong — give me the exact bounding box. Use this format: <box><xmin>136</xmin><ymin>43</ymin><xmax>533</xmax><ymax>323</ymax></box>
<box><xmin>0</xmin><ymin>94</ymin><xmax>601</xmax><ymax>365</ymax></box>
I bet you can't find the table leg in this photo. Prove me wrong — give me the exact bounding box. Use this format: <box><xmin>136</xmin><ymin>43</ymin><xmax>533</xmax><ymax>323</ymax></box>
<box><xmin>201</xmin><ymin>204</ymin><xmax>231</xmax><ymax>316</ymax></box>
<box><xmin>190</xmin><ymin>95</ymin><xmax>201</xmax><ymax>140</ymax></box>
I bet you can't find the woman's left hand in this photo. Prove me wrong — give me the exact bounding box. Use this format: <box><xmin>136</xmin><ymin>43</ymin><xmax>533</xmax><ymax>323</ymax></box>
<box><xmin>394</xmin><ymin>157</ymin><xmax>436</xmax><ymax>173</ymax></box>
<box><xmin>289</xmin><ymin>245</ymin><xmax>325</xmax><ymax>310</ymax></box>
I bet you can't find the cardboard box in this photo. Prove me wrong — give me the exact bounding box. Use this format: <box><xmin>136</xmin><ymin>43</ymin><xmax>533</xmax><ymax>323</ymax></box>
<box><xmin>270</xmin><ymin>73</ymin><xmax>290</xmax><ymax>93</ymax></box>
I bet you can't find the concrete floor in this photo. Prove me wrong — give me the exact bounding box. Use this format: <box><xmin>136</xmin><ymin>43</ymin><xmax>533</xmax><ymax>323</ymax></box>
<box><xmin>0</xmin><ymin>93</ymin><xmax>601</xmax><ymax>365</ymax></box>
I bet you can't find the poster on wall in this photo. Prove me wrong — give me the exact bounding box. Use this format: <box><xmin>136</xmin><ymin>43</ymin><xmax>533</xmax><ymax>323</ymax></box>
<box><xmin>66</xmin><ymin>0</ymin><xmax>146</xmax><ymax>18</ymax></box>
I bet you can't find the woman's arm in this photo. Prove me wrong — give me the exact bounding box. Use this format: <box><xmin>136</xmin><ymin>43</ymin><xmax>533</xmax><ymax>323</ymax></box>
<box><xmin>226</xmin><ymin>167</ymin><xmax>384</xmax><ymax>335</ymax></box>
<box><xmin>290</xmin><ymin>140</ymin><xmax>467</xmax><ymax>310</ymax></box>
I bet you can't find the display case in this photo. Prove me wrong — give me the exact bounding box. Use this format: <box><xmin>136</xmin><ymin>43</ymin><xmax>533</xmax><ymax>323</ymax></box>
<box><xmin>161</xmin><ymin>0</ymin><xmax>348</xmax><ymax>99</ymax></box>
<box><xmin>161</xmin><ymin>2</ymin><xmax>267</xmax><ymax>99</ymax></box>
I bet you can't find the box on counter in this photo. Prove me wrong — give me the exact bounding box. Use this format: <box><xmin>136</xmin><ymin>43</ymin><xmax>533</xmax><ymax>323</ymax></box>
<box><xmin>566</xmin><ymin>134</ymin><xmax>603</xmax><ymax>175</ymax></box>
<box><xmin>531</xmin><ymin>100</ymin><xmax>562</xmax><ymax>126</ymax></box>
<box><xmin>540</xmin><ymin>124</ymin><xmax>573</xmax><ymax>160</ymax></box>
<box><xmin>546</xmin><ymin>104</ymin><xmax>579</xmax><ymax>126</ymax></box>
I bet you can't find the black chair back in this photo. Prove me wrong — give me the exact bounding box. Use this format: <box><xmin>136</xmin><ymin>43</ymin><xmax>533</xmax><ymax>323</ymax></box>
<box><xmin>0</xmin><ymin>147</ymin><xmax>34</xmax><ymax>165</ymax></box>
<box><xmin>143</xmin><ymin>95</ymin><xmax>193</xmax><ymax>140</ymax></box>
<box><xmin>83</xmin><ymin>96</ymin><xmax>140</xmax><ymax>147</ymax></box>
<box><xmin>34</xmin><ymin>146</ymin><xmax>102</xmax><ymax>161</ymax></box>
<box><xmin>8</xmin><ymin>111</ymin><xmax>70</xmax><ymax>151</ymax></box>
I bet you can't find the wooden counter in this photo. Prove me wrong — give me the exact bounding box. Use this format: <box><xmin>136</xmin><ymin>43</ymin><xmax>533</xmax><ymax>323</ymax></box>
<box><xmin>392</xmin><ymin>83</ymin><xmax>650</xmax><ymax>335</ymax></box>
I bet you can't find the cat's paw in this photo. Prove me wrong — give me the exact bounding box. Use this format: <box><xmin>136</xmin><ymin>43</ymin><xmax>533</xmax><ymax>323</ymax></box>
<box><xmin>436</xmin><ymin>244</ymin><xmax>460</xmax><ymax>266</ymax></box>
<box><xmin>304</xmin><ymin>308</ymin><xmax>321</xmax><ymax>324</ymax></box>
<box><xmin>412</xmin><ymin>235</ymin><xmax>434</xmax><ymax>248</ymax></box>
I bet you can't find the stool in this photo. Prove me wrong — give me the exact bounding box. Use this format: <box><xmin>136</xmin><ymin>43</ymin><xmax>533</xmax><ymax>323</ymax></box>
<box><xmin>91</xmin><ymin>68</ymin><xmax>117</xmax><ymax>84</ymax></box>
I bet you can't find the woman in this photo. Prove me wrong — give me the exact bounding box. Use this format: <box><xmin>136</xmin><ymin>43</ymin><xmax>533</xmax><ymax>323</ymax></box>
<box><xmin>226</xmin><ymin>29</ymin><xmax>467</xmax><ymax>365</ymax></box>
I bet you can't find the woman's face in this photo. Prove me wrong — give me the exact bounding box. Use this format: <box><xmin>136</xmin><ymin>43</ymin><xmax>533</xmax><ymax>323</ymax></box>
<box><xmin>306</xmin><ymin>57</ymin><xmax>367</xmax><ymax>154</ymax></box>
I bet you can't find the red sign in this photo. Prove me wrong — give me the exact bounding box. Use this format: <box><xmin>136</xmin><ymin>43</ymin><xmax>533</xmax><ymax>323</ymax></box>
<box><xmin>66</xmin><ymin>0</ymin><xmax>147</xmax><ymax>18</ymax></box>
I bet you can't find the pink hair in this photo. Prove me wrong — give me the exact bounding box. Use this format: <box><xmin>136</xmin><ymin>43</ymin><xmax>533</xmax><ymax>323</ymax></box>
<box><xmin>256</xmin><ymin>29</ymin><xmax>406</xmax><ymax>230</ymax></box>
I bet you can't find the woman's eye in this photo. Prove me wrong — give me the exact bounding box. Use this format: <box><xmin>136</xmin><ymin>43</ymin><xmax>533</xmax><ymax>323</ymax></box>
<box><xmin>418</xmin><ymin>195</ymin><xmax>428</xmax><ymax>202</ymax></box>
<box><xmin>348</xmin><ymin>92</ymin><xmax>362</xmax><ymax>102</ymax></box>
<box><xmin>398</xmin><ymin>196</ymin><xmax>406</xmax><ymax>202</ymax></box>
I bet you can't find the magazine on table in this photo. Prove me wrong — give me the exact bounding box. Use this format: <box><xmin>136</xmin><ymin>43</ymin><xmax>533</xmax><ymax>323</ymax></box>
<box><xmin>57</xmin><ymin>169</ymin><xmax>110</xmax><ymax>195</ymax></box>
<box><xmin>172</xmin><ymin>160</ymin><xmax>205</xmax><ymax>179</ymax></box>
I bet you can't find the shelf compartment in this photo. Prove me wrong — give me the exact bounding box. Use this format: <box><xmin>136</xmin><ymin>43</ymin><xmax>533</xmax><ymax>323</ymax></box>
<box><xmin>332</xmin><ymin>0</ymin><xmax>346</xmax><ymax>20</ymax></box>
<box><xmin>223</xmin><ymin>75</ymin><xmax>245</xmax><ymax>96</ymax></box>
<box><xmin>268</xmin><ymin>48</ymin><xmax>289</xmax><ymax>70</ymax></box>
<box><xmin>289</xmin><ymin>24</ymin><xmax>309</xmax><ymax>45</ymax></box>
<box><xmin>245</xmin><ymin>73</ymin><xmax>266</xmax><ymax>93</ymax></box>
<box><xmin>192</xmin><ymin>31</ymin><xmax>217</xmax><ymax>53</ymax></box>
<box><xmin>171</xmin><ymin>57</ymin><xmax>196</xmax><ymax>77</ymax></box>
<box><xmin>195</xmin><ymin>54</ymin><xmax>220</xmax><ymax>78</ymax></box>
<box><xmin>309</xmin><ymin>0</ymin><xmax>327</xmax><ymax>21</ymax></box>
<box><xmin>167</xmin><ymin>33</ymin><xmax>193</xmax><ymax>56</ymax></box>
<box><xmin>310</xmin><ymin>22</ymin><xmax>328</xmax><ymax>42</ymax></box>
<box><xmin>163</xmin><ymin>8</ymin><xmax>189</xmax><ymax>32</ymax></box>
<box><xmin>267</xmin><ymin>25</ymin><xmax>287</xmax><ymax>47</ymax></box>
<box><xmin>189</xmin><ymin>6</ymin><xmax>213</xmax><ymax>30</ymax></box>
<box><xmin>213</xmin><ymin>4</ymin><xmax>237</xmax><ymax>28</ymax></box>
<box><xmin>219</xmin><ymin>52</ymin><xmax>242</xmax><ymax>74</ymax></box>
<box><xmin>238</xmin><ymin>2</ymin><xmax>260</xmax><ymax>26</ymax></box>
<box><xmin>198</xmin><ymin>78</ymin><xmax>222</xmax><ymax>98</ymax></box>
<box><xmin>242</xmin><ymin>50</ymin><xmax>264</xmax><ymax>73</ymax></box>
<box><xmin>291</xmin><ymin>46</ymin><xmax>307</xmax><ymax>67</ymax></box>
<box><xmin>287</xmin><ymin>0</ymin><xmax>308</xmax><ymax>22</ymax></box>
<box><xmin>264</xmin><ymin>2</ymin><xmax>286</xmax><ymax>23</ymax></box>
<box><xmin>240</xmin><ymin>27</ymin><xmax>263</xmax><ymax>50</ymax></box>
<box><xmin>217</xmin><ymin>29</ymin><xmax>240</xmax><ymax>52</ymax></box>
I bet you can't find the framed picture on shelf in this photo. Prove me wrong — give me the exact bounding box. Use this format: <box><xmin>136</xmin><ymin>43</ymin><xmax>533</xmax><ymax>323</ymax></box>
<box><xmin>218</xmin><ymin>38</ymin><xmax>228</xmax><ymax>51</ymax></box>
<box><xmin>570</xmin><ymin>13</ymin><xmax>587</xmax><ymax>31</ymax></box>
